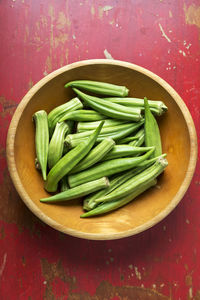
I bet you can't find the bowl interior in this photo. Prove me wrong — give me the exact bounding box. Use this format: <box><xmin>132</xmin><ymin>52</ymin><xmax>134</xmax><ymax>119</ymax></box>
<box><xmin>13</xmin><ymin>62</ymin><xmax>192</xmax><ymax>239</ymax></box>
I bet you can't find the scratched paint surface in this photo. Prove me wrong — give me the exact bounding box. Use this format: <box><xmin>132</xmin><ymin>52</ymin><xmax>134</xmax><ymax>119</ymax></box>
<box><xmin>0</xmin><ymin>0</ymin><xmax>200</xmax><ymax>299</ymax></box>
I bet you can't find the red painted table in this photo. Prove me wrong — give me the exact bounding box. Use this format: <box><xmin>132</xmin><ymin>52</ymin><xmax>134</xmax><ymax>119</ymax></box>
<box><xmin>0</xmin><ymin>1</ymin><xmax>200</xmax><ymax>299</ymax></box>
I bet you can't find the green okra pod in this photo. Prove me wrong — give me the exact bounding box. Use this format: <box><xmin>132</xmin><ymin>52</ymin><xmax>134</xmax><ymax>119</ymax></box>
<box><xmin>45</xmin><ymin>121</ymin><xmax>104</xmax><ymax>192</ymax></box>
<box><xmin>77</xmin><ymin>119</ymin><xmax>128</xmax><ymax>132</ymax></box>
<box><xmin>60</xmin><ymin>176</ymin><xmax>69</xmax><ymax>192</ymax></box>
<box><xmin>117</xmin><ymin>136</ymin><xmax>138</xmax><ymax>144</ymax></box>
<box><xmin>59</xmin><ymin>109</ymin><xmax>106</xmax><ymax>122</ymax></box>
<box><xmin>83</xmin><ymin>164</ymin><xmax>149</xmax><ymax>211</ymax></box>
<box><xmin>48</xmin><ymin>97</ymin><xmax>83</xmax><ymax>136</ymax></box>
<box><xmin>144</xmin><ymin>97</ymin><xmax>162</xmax><ymax>157</ymax></box>
<box><xmin>94</xmin><ymin>157</ymin><xmax>168</xmax><ymax>204</ymax></box>
<box><xmin>104</xmin><ymin>97</ymin><xmax>168</xmax><ymax>116</ymax></box>
<box><xmin>65</xmin><ymin>80</ymin><xmax>129</xmax><ymax>97</ymax></box>
<box><xmin>65</xmin><ymin>121</ymin><xmax>144</xmax><ymax>148</ymax></box>
<box><xmin>48</xmin><ymin>122</ymin><xmax>69</xmax><ymax>169</ymax></box>
<box><xmin>81</xmin><ymin>179</ymin><xmax>157</xmax><ymax>218</ymax></box>
<box><xmin>101</xmin><ymin>145</ymin><xmax>154</xmax><ymax>161</ymax></box>
<box><xmin>41</xmin><ymin>177</ymin><xmax>109</xmax><ymax>203</ymax></box>
<box><xmin>33</xmin><ymin>110</ymin><xmax>49</xmax><ymax>181</ymax></box>
<box><xmin>68</xmin><ymin>148</ymin><xmax>155</xmax><ymax>188</ymax></box>
<box><xmin>83</xmin><ymin>153</ymin><xmax>166</xmax><ymax>211</ymax></box>
<box><xmin>70</xmin><ymin>138</ymin><xmax>115</xmax><ymax>174</ymax></box>
<box><xmin>129</xmin><ymin>128</ymin><xmax>145</xmax><ymax>147</ymax></box>
<box><xmin>73</xmin><ymin>88</ymin><xmax>142</xmax><ymax>122</ymax></box>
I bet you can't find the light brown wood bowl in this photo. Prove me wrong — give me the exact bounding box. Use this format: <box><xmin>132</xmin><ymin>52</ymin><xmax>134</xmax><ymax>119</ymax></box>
<box><xmin>6</xmin><ymin>59</ymin><xmax>197</xmax><ymax>240</ymax></box>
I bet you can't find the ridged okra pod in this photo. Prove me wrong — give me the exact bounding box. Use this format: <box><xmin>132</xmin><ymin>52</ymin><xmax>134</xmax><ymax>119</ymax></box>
<box><xmin>83</xmin><ymin>154</ymin><xmax>166</xmax><ymax>211</ymax></box>
<box><xmin>48</xmin><ymin>122</ymin><xmax>69</xmax><ymax>169</ymax></box>
<box><xmin>94</xmin><ymin>158</ymin><xmax>168</xmax><ymax>204</ymax></box>
<box><xmin>68</xmin><ymin>148</ymin><xmax>155</xmax><ymax>188</ymax></box>
<box><xmin>60</xmin><ymin>176</ymin><xmax>69</xmax><ymax>192</ymax></box>
<box><xmin>129</xmin><ymin>128</ymin><xmax>145</xmax><ymax>147</ymax></box>
<box><xmin>65</xmin><ymin>121</ymin><xmax>144</xmax><ymax>148</ymax></box>
<box><xmin>65</xmin><ymin>80</ymin><xmax>129</xmax><ymax>97</ymax></box>
<box><xmin>144</xmin><ymin>97</ymin><xmax>162</xmax><ymax>157</ymax></box>
<box><xmin>77</xmin><ymin>119</ymin><xmax>128</xmax><ymax>132</ymax></box>
<box><xmin>104</xmin><ymin>97</ymin><xmax>168</xmax><ymax>116</ymax></box>
<box><xmin>101</xmin><ymin>145</ymin><xmax>154</xmax><ymax>161</ymax></box>
<box><xmin>33</xmin><ymin>110</ymin><xmax>49</xmax><ymax>181</ymax></box>
<box><xmin>70</xmin><ymin>138</ymin><xmax>115</xmax><ymax>174</ymax></box>
<box><xmin>81</xmin><ymin>179</ymin><xmax>157</xmax><ymax>218</ymax></box>
<box><xmin>48</xmin><ymin>97</ymin><xmax>83</xmax><ymax>136</ymax></box>
<box><xmin>40</xmin><ymin>177</ymin><xmax>109</xmax><ymax>203</ymax></box>
<box><xmin>73</xmin><ymin>88</ymin><xmax>142</xmax><ymax>122</ymax></box>
<box><xmin>45</xmin><ymin>121</ymin><xmax>104</xmax><ymax>192</ymax></box>
<box><xmin>59</xmin><ymin>109</ymin><xmax>106</xmax><ymax>122</ymax></box>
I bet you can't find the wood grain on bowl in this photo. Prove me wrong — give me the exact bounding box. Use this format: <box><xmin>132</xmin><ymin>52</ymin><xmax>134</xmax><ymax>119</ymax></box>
<box><xmin>6</xmin><ymin>59</ymin><xmax>197</xmax><ymax>240</ymax></box>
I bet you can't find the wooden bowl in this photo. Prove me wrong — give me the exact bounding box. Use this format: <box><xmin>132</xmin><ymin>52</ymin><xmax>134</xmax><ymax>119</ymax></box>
<box><xmin>6</xmin><ymin>59</ymin><xmax>197</xmax><ymax>240</ymax></box>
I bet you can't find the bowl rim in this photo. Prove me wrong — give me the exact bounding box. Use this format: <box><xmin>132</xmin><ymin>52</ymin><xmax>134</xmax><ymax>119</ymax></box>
<box><xmin>6</xmin><ymin>59</ymin><xmax>198</xmax><ymax>240</ymax></box>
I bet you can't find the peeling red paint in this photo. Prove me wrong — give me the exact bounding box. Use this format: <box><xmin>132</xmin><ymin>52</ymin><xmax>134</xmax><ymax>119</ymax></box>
<box><xmin>0</xmin><ymin>0</ymin><xmax>200</xmax><ymax>299</ymax></box>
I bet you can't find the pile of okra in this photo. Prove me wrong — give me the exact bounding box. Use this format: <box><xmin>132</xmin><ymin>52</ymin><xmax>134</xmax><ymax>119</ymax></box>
<box><xmin>33</xmin><ymin>80</ymin><xmax>168</xmax><ymax>218</ymax></box>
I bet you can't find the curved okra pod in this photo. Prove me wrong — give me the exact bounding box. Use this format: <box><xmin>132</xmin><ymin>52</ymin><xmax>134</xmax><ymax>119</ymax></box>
<box><xmin>144</xmin><ymin>97</ymin><xmax>162</xmax><ymax>157</ymax></box>
<box><xmin>94</xmin><ymin>157</ymin><xmax>168</xmax><ymax>204</ymax></box>
<box><xmin>59</xmin><ymin>109</ymin><xmax>106</xmax><ymax>122</ymax></box>
<box><xmin>68</xmin><ymin>148</ymin><xmax>155</xmax><ymax>188</ymax></box>
<box><xmin>101</xmin><ymin>145</ymin><xmax>154</xmax><ymax>161</ymax></box>
<box><xmin>129</xmin><ymin>128</ymin><xmax>145</xmax><ymax>147</ymax></box>
<box><xmin>65</xmin><ymin>121</ymin><xmax>144</xmax><ymax>148</ymax></box>
<box><xmin>45</xmin><ymin>121</ymin><xmax>104</xmax><ymax>192</ymax></box>
<box><xmin>69</xmin><ymin>138</ymin><xmax>115</xmax><ymax>174</ymax></box>
<box><xmin>81</xmin><ymin>179</ymin><xmax>157</xmax><ymax>218</ymax></box>
<box><xmin>40</xmin><ymin>177</ymin><xmax>109</xmax><ymax>203</ymax></box>
<box><xmin>77</xmin><ymin>119</ymin><xmax>128</xmax><ymax>132</ymax></box>
<box><xmin>65</xmin><ymin>80</ymin><xmax>129</xmax><ymax>97</ymax></box>
<box><xmin>48</xmin><ymin>122</ymin><xmax>69</xmax><ymax>169</ymax></box>
<box><xmin>33</xmin><ymin>110</ymin><xmax>49</xmax><ymax>181</ymax></box>
<box><xmin>73</xmin><ymin>88</ymin><xmax>142</xmax><ymax>122</ymax></box>
<box><xmin>60</xmin><ymin>176</ymin><xmax>69</xmax><ymax>192</ymax></box>
<box><xmin>83</xmin><ymin>154</ymin><xmax>166</xmax><ymax>211</ymax></box>
<box><xmin>104</xmin><ymin>97</ymin><xmax>168</xmax><ymax>116</ymax></box>
<box><xmin>48</xmin><ymin>97</ymin><xmax>83</xmax><ymax>136</ymax></box>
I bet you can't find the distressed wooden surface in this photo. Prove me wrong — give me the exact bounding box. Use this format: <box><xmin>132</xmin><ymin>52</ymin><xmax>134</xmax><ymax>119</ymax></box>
<box><xmin>0</xmin><ymin>0</ymin><xmax>200</xmax><ymax>299</ymax></box>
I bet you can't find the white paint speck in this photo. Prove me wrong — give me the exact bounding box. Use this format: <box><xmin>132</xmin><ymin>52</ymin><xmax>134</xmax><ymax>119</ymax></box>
<box><xmin>0</xmin><ymin>253</ymin><xmax>7</xmax><ymax>277</ymax></box>
<box><xmin>163</xmin><ymin>225</ymin><xmax>166</xmax><ymax>231</ymax></box>
<box><xmin>134</xmin><ymin>266</ymin><xmax>142</xmax><ymax>280</ymax></box>
<box><xmin>168</xmin><ymin>62</ymin><xmax>171</xmax><ymax>65</ymax></box>
<box><xmin>128</xmin><ymin>264</ymin><xmax>133</xmax><ymax>270</ymax></box>
<box><xmin>43</xmin><ymin>70</ymin><xmax>48</xmax><ymax>76</ymax></box>
<box><xmin>179</xmin><ymin>49</ymin><xmax>186</xmax><ymax>57</ymax></box>
<box><xmin>72</xmin><ymin>34</ymin><xmax>76</xmax><ymax>40</ymax></box>
<box><xmin>116</xmin><ymin>23</ymin><xmax>119</xmax><ymax>27</ymax></box>
<box><xmin>103</xmin><ymin>5</ymin><xmax>113</xmax><ymax>12</ymax></box>
<box><xmin>152</xmin><ymin>284</ymin><xmax>156</xmax><ymax>289</ymax></box>
<box><xmin>104</xmin><ymin>49</ymin><xmax>114</xmax><ymax>59</ymax></box>
<box><xmin>160</xmin><ymin>283</ymin><xmax>165</xmax><ymax>287</ymax></box>
<box><xmin>168</xmin><ymin>49</ymin><xmax>171</xmax><ymax>54</ymax></box>
<box><xmin>189</xmin><ymin>287</ymin><xmax>193</xmax><ymax>298</ymax></box>
<box><xmin>173</xmin><ymin>66</ymin><xmax>176</xmax><ymax>69</ymax></box>
<box><xmin>141</xmin><ymin>283</ymin><xmax>144</xmax><ymax>288</ymax></box>
<box><xmin>43</xmin><ymin>281</ymin><xmax>47</xmax><ymax>285</ymax></box>
<box><xmin>158</xmin><ymin>23</ymin><xmax>171</xmax><ymax>43</ymax></box>
<box><xmin>186</xmin><ymin>219</ymin><xmax>190</xmax><ymax>224</ymax></box>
